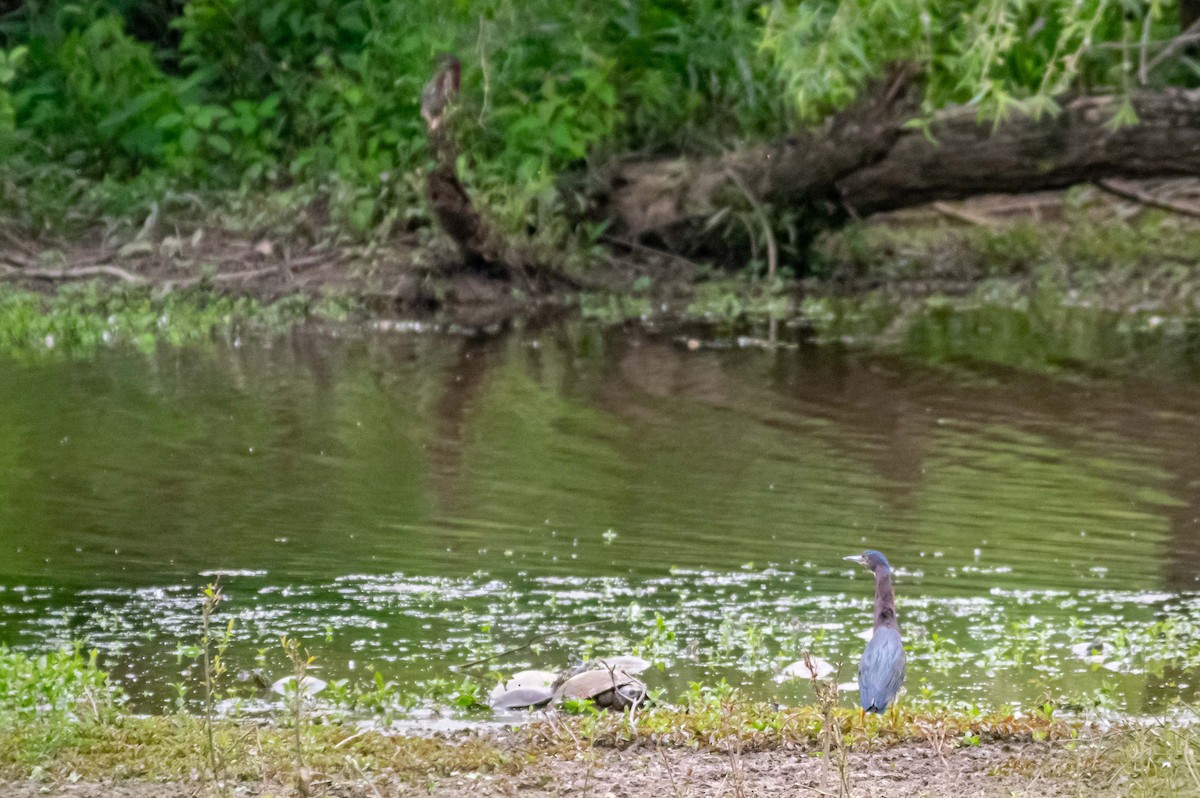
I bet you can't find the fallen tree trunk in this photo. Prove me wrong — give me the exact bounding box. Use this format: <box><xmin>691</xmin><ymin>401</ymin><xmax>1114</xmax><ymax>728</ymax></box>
<box><xmin>603</xmin><ymin>67</ymin><xmax>920</xmax><ymax>250</ymax></box>
<box><xmin>604</xmin><ymin>86</ymin><xmax>1200</xmax><ymax>253</ymax></box>
<box><xmin>841</xmin><ymin>91</ymin><xmax>1200</xmax><ymax>215</ymax></box>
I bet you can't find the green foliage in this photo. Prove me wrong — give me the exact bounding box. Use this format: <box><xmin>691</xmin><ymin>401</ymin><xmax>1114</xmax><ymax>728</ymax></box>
<box><xmin>0</xmin><ymin>645</ymin><xmax>125</xmax><ymax>762</ymax></box>
<box><xmin>0</xmin><ymin>283</ymin><xmax>322</xmax><ymax>353</ymax></box>
<box><xmin>15</xmin><ymin>14</ymin><xmax>180</xmax><ymax>173</ymax></box>
<box><xmin>764</xmin><ymin>0</ymin><xmax>1188</xmax><ymax>122</ymax></box>
<box><xmin>156</xmin><ymin>95</ymin><xmax>283</xmax><ymax>184</ymax></box>
<box><xmin>0</xmin><ymin>0</ymin><xmax>783</xmax><ymax>237</ymax></box>
<box><xmin>0</xmin><ymin>45</ymin><xmax>27</xmax><ymax>141</ymax></box>
<box><xmin>0</xmin><ymin>645</ymin><xmax>122</xmax><ymax>725</ymax></box>
<box><xmin>0</xmin><ymin>0</ymin><xmax>1198</xmax><ymax>244</ymax></box>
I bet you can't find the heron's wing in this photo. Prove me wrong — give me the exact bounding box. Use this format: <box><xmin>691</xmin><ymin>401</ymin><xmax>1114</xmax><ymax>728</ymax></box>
<box><xmin>858</xmin><ymin>627</ymin><xmax>906</xmax><ymax>712</ymax></box>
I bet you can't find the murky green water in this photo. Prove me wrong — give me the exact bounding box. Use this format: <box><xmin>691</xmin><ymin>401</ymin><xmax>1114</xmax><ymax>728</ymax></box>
<box><xmin>2</xmin><ymin>316</ymin><xmax>1199</xmax><ymax>718</ymax></box>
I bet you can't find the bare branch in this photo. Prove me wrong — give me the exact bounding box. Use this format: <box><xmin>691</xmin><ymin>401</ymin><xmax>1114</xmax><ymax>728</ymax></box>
<box><xmin>1095</xmin><ymin>178</ymin><xmax>1200</xmax><ymax>218</ymax></box>
<box><xmin>1</xmin><ymin>263</ymin><xmax>144</xmax><ymax>283</ymax></box>
<box><xmin>931</xmin><ymin>202</ymin><xmax>999</xmax><ymax>228</ymax></box>
<box><xmin>1146</xmin><ymin>17</ymin><xmax>1200</xmax><ymax>75</ymax></box>
<box><xmin>1138</xmin><ymin>12</ymin><xmax>1153</xmax><ymax>86</ymax></box>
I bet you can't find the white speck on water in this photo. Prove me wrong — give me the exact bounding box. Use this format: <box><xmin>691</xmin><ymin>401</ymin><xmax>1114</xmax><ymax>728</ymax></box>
<box><xmin>199</xmin><ymin>569</ymin><xmax>268</xmax><ymax>577</ymax></box>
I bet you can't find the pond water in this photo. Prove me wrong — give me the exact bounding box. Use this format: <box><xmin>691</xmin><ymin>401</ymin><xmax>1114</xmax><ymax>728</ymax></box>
<box><xmin>1</xmin><ymin>314</ymin><xmax>1199</xmax><ymax>718</ymax></box>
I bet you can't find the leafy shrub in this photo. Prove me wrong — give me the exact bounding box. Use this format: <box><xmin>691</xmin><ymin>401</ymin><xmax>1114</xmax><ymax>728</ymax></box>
<box><xmin>15</xmin><ymin>14</ymin><xmax>179</xmax><ymax>173</ymax></box>
<box><xmin>0</xmin><ymin>645</ymin><xmax>126</xmax><ymax>764</ymax></box>
<box><xmin>0</xmin><ymin>645</ymin><xmax>124</xmax><ymax>725</ymax></box>
<box><xmin>1</xmin><ymin>0</ymin><xmax>1192</xmax><ymax>243</ymax></box>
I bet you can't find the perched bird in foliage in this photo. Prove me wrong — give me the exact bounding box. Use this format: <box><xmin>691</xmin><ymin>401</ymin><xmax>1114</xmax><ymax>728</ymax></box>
<box><xmin>417</xmin><ymin>52</ymin><xmax>506</xmax><ymax>276</ymax></box>
<box><xmin>844</xmin><ymin>550</ymin><xmax>906</xmax><ymax>715</ymax></box>
<box><xmin>420</xmin><ymin>53</ymin><xmax>461</xmax><ymax>133</ymax></box>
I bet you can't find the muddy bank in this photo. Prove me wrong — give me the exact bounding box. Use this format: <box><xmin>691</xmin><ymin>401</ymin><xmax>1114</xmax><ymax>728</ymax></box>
<box><xmin>5</xmin><ymin>188</ymin><xmax>1200</xmax><ymax>369</ymax></box>
<box><xmin>414</xmin><ymin>742</ymin><xmax>1109</xmax><ymax>798</ymax></box>
<box><xmin>0</xmin><ymin>232</ymin><xmax>575</xmax><ymax>328</ymax></box>
<box><xmin>0</xmin><ymin>739</ymin><xmax>1116</xmax><ymax>798</ymax></box>
<box><xmin>6</xmin><ymin>183</ymin><xmax>1200</xmax><ymax>328</ymax></box>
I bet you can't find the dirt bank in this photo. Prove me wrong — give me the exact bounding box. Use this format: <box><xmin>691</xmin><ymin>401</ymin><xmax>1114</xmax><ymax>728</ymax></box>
<box><xmin>6</xmin><ymin>182</ymin><xmax>1200</xmax><ymax>336</ymax></box>
<box><xmin>1</xmin><ymin>739</ymin><xmax>1116</xmax><ymax>798</ymax></box>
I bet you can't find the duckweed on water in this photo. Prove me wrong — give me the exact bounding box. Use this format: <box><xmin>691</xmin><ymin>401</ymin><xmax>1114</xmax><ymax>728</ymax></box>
<box><xmin>0</xmin><ymin>284</ymin><xmax>345</xmax><ymax>352</ymax></box>
<box><xmin>579</xmin><ymin>275</ymin><xmax>1200</xmax><ymax>377</ymax></box>
<box><xmin>17</xmin><ymin>568</ymin><xmax>1200</xmax><ymax>720</ymax></box>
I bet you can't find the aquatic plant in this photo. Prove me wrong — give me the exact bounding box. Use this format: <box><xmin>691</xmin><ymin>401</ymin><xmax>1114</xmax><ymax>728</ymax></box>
<box><xmin>0</xmin><ymin>645</ymin><xmax>124</xmax><ymax>763</ymax></box>
<box><xmin>279</xmin><ymin>635</ymin><xmax>317</xmax><ymax>795</ymax></box>
<box><xmin>198</xmin><ymin>580</ymin><xmax>234</xmax><ymax>797</ymax></box>
<box><xmin>0</xmin><ymin>284</ymin><xmax>314</xmax><ymax>353</ymax></box>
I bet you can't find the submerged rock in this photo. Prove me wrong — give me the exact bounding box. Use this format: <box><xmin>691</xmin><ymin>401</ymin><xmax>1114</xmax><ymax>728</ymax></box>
<box><xmin>1069</xmin><ymin>640</ymin><xmax>1107</xmax><ymax>662</ymax></box>
<box><xmin>778</xmin><ymin>656</ymin><xmax>835</xmax><ymax>682</ymax></box>
<box><xmin>271</xmin><ymin>675</ymin><xmax>328</xmax><ymax>697</ymax></box>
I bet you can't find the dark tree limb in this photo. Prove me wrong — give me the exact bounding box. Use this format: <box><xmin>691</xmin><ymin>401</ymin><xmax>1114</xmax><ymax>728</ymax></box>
<box><xmin>840</xmin><ymin>90</ymin><xmax>1200</xmax><ymax>216</ymax></box>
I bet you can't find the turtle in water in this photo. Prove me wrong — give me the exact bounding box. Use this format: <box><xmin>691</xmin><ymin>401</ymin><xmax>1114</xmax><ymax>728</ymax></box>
<box><xmin>488</xmin><ymin>669</ymin><xmax>557</xmax><ymax>710</ymax></box>
<box><xmin>586</xmin><ymin>655</ymin><xmax>651</xmax><ymax>675</ymax></box>
<box><xmin>552</xmin><ymin>667</ymin><xmax>647</xmax><ymax>710</ymax></box>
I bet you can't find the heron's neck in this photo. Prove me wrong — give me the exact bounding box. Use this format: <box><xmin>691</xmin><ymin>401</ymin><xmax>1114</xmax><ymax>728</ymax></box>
<box><xmin>873</xmin><ymin>569</ymin><xmax>899</xmax><ymax>630</ymax></box>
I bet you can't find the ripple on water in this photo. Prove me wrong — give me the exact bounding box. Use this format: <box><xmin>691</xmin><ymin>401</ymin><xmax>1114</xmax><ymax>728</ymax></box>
<box><xmin>1</xmin><ymin>327</ymin><xmax>1199</xmax><ymax>719</ymax></box>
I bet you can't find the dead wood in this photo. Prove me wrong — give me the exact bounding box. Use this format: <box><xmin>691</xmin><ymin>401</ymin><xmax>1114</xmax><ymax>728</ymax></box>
<box><xmin>601</xmin><ymin>82</ymin><xmax>1200</xmax><ymax>258</ymax></box>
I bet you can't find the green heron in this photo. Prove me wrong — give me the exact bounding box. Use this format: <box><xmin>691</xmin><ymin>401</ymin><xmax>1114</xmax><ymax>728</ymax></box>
<box><xmin>420</xmin><ymin>54</ymin><xmax>461</xmax><ymax>133</ymax></box>
<box><xmin>844</xmin><ymin>550</ymin><xmax>906</xmax><ymax>715</ymax></box>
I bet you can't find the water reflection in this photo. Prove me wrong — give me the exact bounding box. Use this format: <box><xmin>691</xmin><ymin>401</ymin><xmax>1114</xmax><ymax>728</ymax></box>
<box><xmin>0</xmin><ymin>320</ymin><xmax>1198</xmax><ymax>714</ymax></box>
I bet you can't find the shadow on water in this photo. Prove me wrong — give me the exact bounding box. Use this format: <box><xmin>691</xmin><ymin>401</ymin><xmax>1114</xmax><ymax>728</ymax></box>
<box><xmin>0</xmin><ymin>305</ymin><xmax>1199</xmax><ymax>716</ymax></box>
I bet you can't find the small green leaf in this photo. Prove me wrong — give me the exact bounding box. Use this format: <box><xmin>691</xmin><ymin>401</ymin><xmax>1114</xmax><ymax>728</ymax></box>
<box><xmin>207</xmin><ymin>133</ymin><xmax>232</xmax><ymax>154</ymax></box>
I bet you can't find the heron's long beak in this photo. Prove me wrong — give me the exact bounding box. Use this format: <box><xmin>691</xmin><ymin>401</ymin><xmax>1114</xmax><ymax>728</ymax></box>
<box><xmin>843</xmin><ymin>554</ymin><xmax>865</xmax><ymax>564</ymax></box>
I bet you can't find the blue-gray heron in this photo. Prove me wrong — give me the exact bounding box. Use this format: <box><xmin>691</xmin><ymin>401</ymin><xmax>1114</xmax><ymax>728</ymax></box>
<box><xmin>844</xmin><ymin>550</ymin><xmax>906</xmax><ymax>715</ymax></box>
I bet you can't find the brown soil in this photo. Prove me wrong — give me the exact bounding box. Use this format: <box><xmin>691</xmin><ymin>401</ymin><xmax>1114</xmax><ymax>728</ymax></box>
<box><xmin>0</xmin><ymin>226</ymin><xmax>679</xmax><ymax>329</ymax></box>
<box><xmin>0</xmin><ymin>231</ymin><xmax>541</xmax><ymax>325</ymax></box>
<box><xmin>0</xmin><ymin>741</ymin><xmax>1109</xmax><ymax>798</ymax></box>
<box><xmin>5</xmin><ymin>177</ymin><xmax>1200</xmax><ymax>330</ymax></box>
